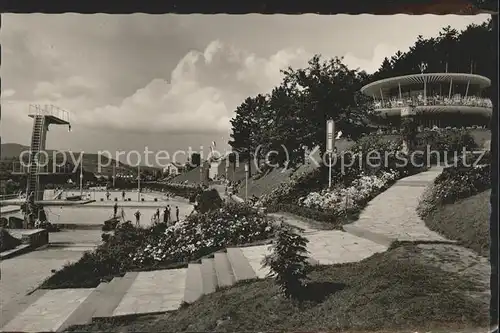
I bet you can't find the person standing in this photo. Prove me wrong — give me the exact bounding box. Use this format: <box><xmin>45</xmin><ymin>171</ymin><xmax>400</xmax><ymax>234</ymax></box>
<box><xmin>155</xmin><ymin>208</ymin><xmax>160</xmax><ymax>222</ymax></box>
<box><xmin>163</xmin><ymin>207</ymin><xmax>168</xmax><ymax>224</ymax></box>
<box><xmin>120</xmin><ymin>207</ymin><xmax>126</xmax><ymax>222</ymax></box>
<box><xmin>176</xmin><ymin>206</ymin><xmax>179</xmax><ymax>222</ymax></box>
<box><xmin>113</xmin><ymin>202</ymin><xmax>118</xmax><ymax>218</ymax></box>
<box><xmin>106</xmin><ymin>191</ymin><xmax>110</xmax><ymax>200</ymax></box>
<box><xmin>122</xmin><ymin>190</ymin><xmax>126</xmax><ymax>201</ymax></box>
<box><xmin>134</xmin><ymin>209</ymin><xmax>141</xmax><ymax>227</ymax></box>
<box><xmin>167</xmin><ymin>205</ymin><xmax>171</xmax><ymax>223</ymax></box>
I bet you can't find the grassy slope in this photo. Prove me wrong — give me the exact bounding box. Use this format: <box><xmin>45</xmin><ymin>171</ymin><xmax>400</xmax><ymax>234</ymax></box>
<box><xmin>66</xmin><ymin>244</ymin><xmax>488</xmax><ymax>333</ymax></box>
<box><xmin>423</xmin><ymin>190</ymin><xmax>490</xmax><ymax>257</ymax></box>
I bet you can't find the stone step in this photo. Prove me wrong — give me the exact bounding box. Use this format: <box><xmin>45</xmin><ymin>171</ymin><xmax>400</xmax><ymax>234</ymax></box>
<box><xmin>183</xmin><ymin>263</ymin><xmax>203</xmax><ymax>304</ymax></box>
<box><xmin>200</xmin><ymin>258</ymin><xmax>218</xmax><ymax>295</ymax></box>
<box><xmin>239</xmin><ymin>245</ymin><xmax>271</xmax><ymax>279</ymax></box>
<box><xmin>92</xmin><ymin>272</ymin><xmax>139</xmax><ymax>319</ymax></box>
<box><xmin>112</xmin><ymin>268</ymin><xmax>187</xmax><ymax>317</ymax></box>
<box><xmin>226</xmin><ymin>248</ymin><xmax>257</xmax><ymax>282</ymax></box>
<box><xmin>0</xmin><ymin>289</ymin><xmax>48</xmax><ymax>330</ymax></box>
<box><xmin>214</xmin><ymin>252</ymin><xmax>236</xmax><ymax>288</ymax></box>
<box><xmin>1</xmin><ymin>288</ymin><xmax>94</xmax><ymax>333</ymax></box>
<box><xmin>55</xmin><ymin>281</ymin><xmax>111</xmax><ymax>330</ymax></box>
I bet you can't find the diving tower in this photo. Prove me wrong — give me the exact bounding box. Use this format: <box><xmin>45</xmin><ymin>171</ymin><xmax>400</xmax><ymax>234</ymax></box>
<box><xmin>22</xmin><ymin>104</ymin><xmax>72</xmax><ymax>202</ymax></box>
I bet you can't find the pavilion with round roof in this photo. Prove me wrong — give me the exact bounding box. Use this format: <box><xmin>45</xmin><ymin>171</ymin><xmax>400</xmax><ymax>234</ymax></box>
<box><xmin>360</xmin><ymin>72</ymin><xmax>492</xmax><ymax>128</ymax></box>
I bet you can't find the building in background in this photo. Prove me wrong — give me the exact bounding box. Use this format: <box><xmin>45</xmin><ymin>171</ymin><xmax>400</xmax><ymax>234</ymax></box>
<box><xmin>361</xmin><ymin>72</ymin><xmax>492</xmax><ymax>128</ymax></box>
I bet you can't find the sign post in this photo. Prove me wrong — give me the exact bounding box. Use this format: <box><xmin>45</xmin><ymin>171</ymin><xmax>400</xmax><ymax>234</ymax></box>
<box><xmin>244</xmin><ymin>163</ymin><xmax>249</xmax><ymax>202</ymax></box>
<box><xmin>326</xmin><ymin>120</ymin><xmax>335</xmax><ymax>189</ymax></box>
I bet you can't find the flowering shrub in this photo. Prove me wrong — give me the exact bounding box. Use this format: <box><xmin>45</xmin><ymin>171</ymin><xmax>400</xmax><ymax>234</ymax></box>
<box><xmin>43</xmin><ymin>204</ymin><xmax>276</xmax><ymax>289</ymax></box>
<box><xmin>418</xmin><ymin>164</ymin><xmax>491</xmax><ymax>218</ymax></box>
<box><xmin>262</xmin><ymin>225</ymin><xmax>311</xmax><ymax>299</ymax></box>
<box><xmin>299</xmin><ymin>171</ymin><xmax>399</xmax><ymax>215</ymax></box>
<box><xmin>131</xmin><ymin>202</ymin><xmax>276</xmax><ymax>266</ymax></box>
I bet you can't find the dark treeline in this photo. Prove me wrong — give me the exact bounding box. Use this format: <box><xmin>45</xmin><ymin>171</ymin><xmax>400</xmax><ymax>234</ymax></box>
<box><xmin>228</xmin><ymin>19</ymin><xmax>494</xmax><ymax>168</ymax></box>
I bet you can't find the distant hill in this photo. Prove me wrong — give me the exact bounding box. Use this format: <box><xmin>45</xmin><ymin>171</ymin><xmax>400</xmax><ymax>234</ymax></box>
<box><xmin>0</xmin><ymin>143</ymin><xmax>161</xmax><ymax>176</ymax></box>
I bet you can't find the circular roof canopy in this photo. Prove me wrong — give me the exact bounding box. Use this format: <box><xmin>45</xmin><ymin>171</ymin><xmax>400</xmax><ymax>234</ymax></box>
<box><xmin>361</xmin><ymin>73</ymin><xmax>491</xmax><ymax>97</ymax></box>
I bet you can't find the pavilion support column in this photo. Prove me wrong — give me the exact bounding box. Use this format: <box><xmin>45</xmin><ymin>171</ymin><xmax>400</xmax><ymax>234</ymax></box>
<box><xmin>423</xmin><ymin>77</ymin><xmax>427</xmax><ymax>105</ymax></box>
<box><xmin>398</xmin><ymin>82</ymin><xmax>402</xmax><ymax>100</ymax></box>
<box><xmin>465</xmin><ymin>80</ymin><xmax>470</xmax><ymax>98</ymax></box>
<box><xmin>380</xmin><ymin>88</ymin><xmax>384</xmax><ymax>106</ymax></box>
<box><xmin>448</xmin><ymin>78</ymin><xmax>453</xmax><ymax>99</ymax></box>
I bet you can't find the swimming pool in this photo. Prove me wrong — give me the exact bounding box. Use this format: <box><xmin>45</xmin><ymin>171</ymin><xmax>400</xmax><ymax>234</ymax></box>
<box><xmin>44</xmin><ymin>190</ymin><xmax>193</xmax><ymax>226</ymax></box>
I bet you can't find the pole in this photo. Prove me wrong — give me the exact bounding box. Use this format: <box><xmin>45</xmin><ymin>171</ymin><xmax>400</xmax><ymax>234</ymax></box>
<box><xmin>328</xmin><ymin>153</ymin><xmax>332</xmax><ymax>189</ymax></box>
<box><xmin>245</xmin><ymin>163</ymin><xmax>248</xmax><ymax>202</ymax></box>
<box><xmin>137</xmin><ymin>165</ymin><xmax>141</xmax><ymax>201</ymax></box>
<box><xmin>80</xmin><ymin>152</ymin><xmax>83</xmax><ymax>196</ymax></box>
<box><xmin>112</xmin><ymin>164</ymin><xmax>116</xmax><ymax>187</ymax></box>
<box><xmin>448</xmin><ymin>78</ymin><xmax>453</xmax><ymax>99</ymax></box>
<box><xmin>326</xmin><ymin>119</ymin><xmax>335</xmax><ymax>189</ymax></box>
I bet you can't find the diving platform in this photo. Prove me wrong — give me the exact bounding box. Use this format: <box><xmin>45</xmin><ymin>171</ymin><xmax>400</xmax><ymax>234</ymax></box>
<box><xmin>28</xmin><ymin>104</ymin><xmax>70</xmax><ymax>125</ymax></box>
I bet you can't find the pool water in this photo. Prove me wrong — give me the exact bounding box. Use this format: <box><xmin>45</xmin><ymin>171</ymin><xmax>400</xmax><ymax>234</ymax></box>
<box><xmin>43</xmin><ymin>190</ymin><xmax>193</xmax><ymax>226</ymax></box>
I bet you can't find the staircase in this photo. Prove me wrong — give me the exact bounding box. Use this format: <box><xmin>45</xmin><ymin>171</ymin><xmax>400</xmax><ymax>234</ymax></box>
<box><xmin>26</xmin><ymin>115</ymin><xmax>46</xmax><ymax>202</ymax></box>
<box><xmin>0</xmin><ymin>246</ymin><xmax>295</xmax><ymax>332</ymax></box>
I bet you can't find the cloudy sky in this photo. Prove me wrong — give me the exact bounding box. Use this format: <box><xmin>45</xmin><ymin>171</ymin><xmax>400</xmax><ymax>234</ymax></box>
<box><xmin>1</xmin><ymin>14</ymin><xmax>489</xmax><ymax>165</ymax></box>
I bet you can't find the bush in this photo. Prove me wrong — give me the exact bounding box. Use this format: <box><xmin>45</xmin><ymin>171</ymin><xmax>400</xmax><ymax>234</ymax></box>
<box><xmin>195</xmin><ymin>188</ymin><xmax>223</xmax><ymax>213</ymax></box>
<box><xmin>0</xmin><ymin>228</ymin><xmax>21</xmax><ymax>252</ymax></box>
<box><xmin>43</xmin><ymin>204</ymin><xmax>277</xmax><ymax>289</ymax></box>
<box><xmin>102</xmin><ymin>218</ymin><xmax>120</xmax><ymax>231</ymax></box>
<box><xmin>418</xmin><ymin>164</ymin><xmax>491</xmax><ymax>218</ymax></box>
<box><xmin>131</xmin><ymin>202</ymin><xmax>276</xmax><ymax>266</ymax></box>
<box><xmin>262</xmin><ymin>225</ymin><xmax>311</xmax><ymax>299</ymax></box>
<box><xmin>299</xmin><ymin>170</ymin><xmax>399</xmax><ymax>219</ymax></box>
<box><xmin>42</xmin><ymin>222</ymin><xmax>151</xmax><ymax>289</ymax></box>
<box><xmin>416</xmin><ymin>129</ymin><xmax>478</xmax><ymax>163</ymax></box>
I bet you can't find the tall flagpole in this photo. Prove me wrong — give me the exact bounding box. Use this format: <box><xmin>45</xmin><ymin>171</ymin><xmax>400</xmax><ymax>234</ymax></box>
<box><xmin>80</xmin><ymin>152</ymin><xmax>84</xmax><ymax>196</ymax></box>
<box><xmin>137</xmin><ymin>165</ymin><xmax>141</xmax><ymax>201</ymax></box>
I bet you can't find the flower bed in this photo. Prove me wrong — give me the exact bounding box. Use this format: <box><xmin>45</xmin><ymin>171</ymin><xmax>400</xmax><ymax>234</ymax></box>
<box><xmin>299</xmin><ymin>170</ymin><xmax>399</xmax><ymax>216</ymax></box>
<box><xmin>41</xmin><ymin>202</ymin><xmax>277</xmax><ymax>289</ymax></box>
<box><xmin>132</xmin><ymin>202</ymin><xmax>276</xmax><ymax>266</ymax></box>
<box><xmin>418</xmin><ymin>164</ymin><xmax>491</xmax><ymax>218</ymax></box>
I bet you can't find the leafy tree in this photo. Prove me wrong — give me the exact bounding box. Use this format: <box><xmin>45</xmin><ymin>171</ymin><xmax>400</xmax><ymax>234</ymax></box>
<box><xmin>229</xmin><ymin>94</ymin><xmax>269</xmax><ymax>173</ymax></box>
<box><xmin>190</xmin><ymin>153</ymin><xmax>201</xmax><ymax>167</ymax></box>
<box><xmin>262</xmin><ymin>224</ymin><xmax>311</xmax><ymax>299</ymax></box>
<box><xmin>279</xmin><ymin>56</ymin><xmax>373</xmax><ymax>155</ymax></box>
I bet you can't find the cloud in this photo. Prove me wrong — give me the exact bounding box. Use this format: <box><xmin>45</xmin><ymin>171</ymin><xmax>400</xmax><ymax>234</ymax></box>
<box><xmin>2</xmin><ymin>89</ymin><xmax>16</xmax><ymax>98</ymax></box>
<box><xmin>73</xmin><ymin>40</ymin><xmax>312</xmax><ymax>134</ymax></box>
<box><xmin>342</xmin><ymin>43</ymin><xmax>400</xmax><ymax>74</ymax></box>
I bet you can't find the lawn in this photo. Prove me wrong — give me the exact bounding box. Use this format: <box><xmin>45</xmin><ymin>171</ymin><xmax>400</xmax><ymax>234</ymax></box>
<box><xmin>65</xmin><ymin>243</ymin><xmax>489</xmax><ymax>333</ymax></box>
<box><xmin>423</xmin><ymin>189</ymin><xmax>490</xmax><ymax>257</ymax></box>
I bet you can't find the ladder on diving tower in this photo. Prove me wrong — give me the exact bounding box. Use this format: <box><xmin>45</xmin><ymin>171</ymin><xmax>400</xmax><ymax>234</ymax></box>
<box><xmin>25</xmin><ymin>104</ymin><xmax>71</xmax><ymax>203</ymax></box>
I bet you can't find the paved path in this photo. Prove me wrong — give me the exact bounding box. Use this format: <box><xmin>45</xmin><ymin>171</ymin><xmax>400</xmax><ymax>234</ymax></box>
<box><xmin>0</xmin><ymin>230</ymin><xmax>102</xmax><ymax>311</ymax></box>
<box><xmin>346</xmin><ymin>168</ymin><xmax>449</xmax><ymax>243</ymax></box>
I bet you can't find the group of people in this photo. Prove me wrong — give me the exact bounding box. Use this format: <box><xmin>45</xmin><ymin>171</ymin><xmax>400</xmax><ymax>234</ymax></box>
<box><xmin>105</xmin><ymin>190</ymin><xmax>127</xmax><ymax>201</ymax></box>
<box><xmin>112</xmin><ymin>202</ymin><xmax>180</xmax><ymax>227</ymax></box>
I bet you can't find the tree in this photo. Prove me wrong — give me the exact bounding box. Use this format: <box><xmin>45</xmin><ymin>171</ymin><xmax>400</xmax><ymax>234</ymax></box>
<box><xmin>190</xmin><ymin>153</ymin><xmax>201</xmax><ymax>167</ymax></box>
<box><xmin>281</xmin><ymin>56</ymin><xmax>373</xmax><ymax>154</ymax></box>
<box><xmin>229</xmin><ymin>94</ymin><xmax>269</xmax><ymax>173</ymax></box>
